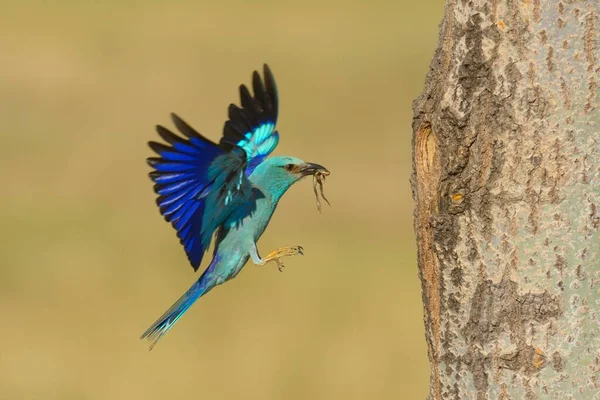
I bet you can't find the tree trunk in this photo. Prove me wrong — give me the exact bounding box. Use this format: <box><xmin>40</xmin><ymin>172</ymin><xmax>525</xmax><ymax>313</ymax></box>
<box><xmin>411</xmin><ymin>0</ymin><xmax>599</xmax><ymax>398</ymax></box>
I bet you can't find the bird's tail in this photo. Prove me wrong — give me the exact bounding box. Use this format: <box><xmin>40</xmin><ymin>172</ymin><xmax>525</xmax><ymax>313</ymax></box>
<box><xmin>140</xmin><ymin>268</ymin><xmax>216</xmax><ymax>350</ymax></box>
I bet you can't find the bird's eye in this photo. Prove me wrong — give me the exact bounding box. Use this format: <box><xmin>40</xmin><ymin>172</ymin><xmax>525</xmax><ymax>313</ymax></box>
<box><xmin>284</xmin><ymin>164</ymin><xmax>295</xmax><ymax>172</ymax></box>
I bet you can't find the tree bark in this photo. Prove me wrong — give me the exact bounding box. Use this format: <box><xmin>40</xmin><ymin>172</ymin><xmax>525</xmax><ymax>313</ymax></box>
<box><xmin>411</xmin><ymin>1</ymin><xmax>599</xmax><ymax>399</ymax></box>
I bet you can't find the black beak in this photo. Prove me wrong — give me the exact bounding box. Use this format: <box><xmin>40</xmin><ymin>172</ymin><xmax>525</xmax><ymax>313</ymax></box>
<box><xmin>300</xmin><ymin>162</ymin><xmax>330</xmax><ymax>177</ymax></box>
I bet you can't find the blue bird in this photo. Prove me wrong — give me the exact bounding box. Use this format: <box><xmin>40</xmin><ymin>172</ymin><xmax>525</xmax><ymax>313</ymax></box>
<box><xmin>141</xmin><ymin>65</ymin><xmax>329</xmax><ymax>349</ymax></box>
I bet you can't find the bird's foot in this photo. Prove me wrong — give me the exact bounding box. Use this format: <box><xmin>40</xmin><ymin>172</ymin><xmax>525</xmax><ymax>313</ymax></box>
<box><xmin>263</xmin><ymin>246</ymin><xmax>304</xmax><ymax>272</ymax></box>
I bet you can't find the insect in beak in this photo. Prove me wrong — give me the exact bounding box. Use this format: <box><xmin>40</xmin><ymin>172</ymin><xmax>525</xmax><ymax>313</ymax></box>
<box><xmin>305</xmin><ymin>164</ymin><xmax>330</xmax><ymax>213</ymax></box>
<box><xmin>299</xmin><ymin>162</ymin><xmax>330</xmax><ymax>177</ymax></box>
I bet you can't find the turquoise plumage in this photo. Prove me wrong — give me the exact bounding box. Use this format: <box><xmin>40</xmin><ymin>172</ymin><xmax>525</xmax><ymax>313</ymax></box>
<box><xmin>141</xmin><ymin>65</ymin><xmax>329</xmax><ymax>349</ymax></box>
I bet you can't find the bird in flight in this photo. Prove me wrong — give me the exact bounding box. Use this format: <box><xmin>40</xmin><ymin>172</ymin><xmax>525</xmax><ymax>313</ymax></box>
<box><xmin>141</xmin><ymin>64</ymin><xmax>330</xmax><ymax>349</ymax></box>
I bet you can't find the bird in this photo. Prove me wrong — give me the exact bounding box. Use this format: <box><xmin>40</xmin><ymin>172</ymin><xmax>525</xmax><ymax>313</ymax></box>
<box><xmin>141</xmin><ymin>64</ymin><xmax>330</xmax><ymax>349</ymax></box>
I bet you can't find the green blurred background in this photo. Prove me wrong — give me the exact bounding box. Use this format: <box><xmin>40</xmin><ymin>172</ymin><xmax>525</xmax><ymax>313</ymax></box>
<box><xmin>0</xmin><ymin>1</ymin><xmax>442</xmax><ymax>399</ymax></box>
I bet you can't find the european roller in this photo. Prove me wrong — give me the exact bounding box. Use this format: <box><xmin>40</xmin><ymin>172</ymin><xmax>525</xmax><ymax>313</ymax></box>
<box><xmin>141</xmin><ymin>65</ymin><xmax>329</xmax><ymax>349</ymax></box>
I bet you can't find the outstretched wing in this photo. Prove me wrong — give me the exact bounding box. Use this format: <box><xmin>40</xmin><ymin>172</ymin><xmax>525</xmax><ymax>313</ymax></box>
<box><xmin>220</xmin><ymin>64</ymin><xmax>280</xmax><ymax>173</ymax></box>
<box><xmin>198</xmin><ymin>64</ymin><xmax>281</xmax><ymax>249</ymax></box>
<box><xmin>147</xmin><ymin>114</ymin><xmax>223</xmax><ymax>271</ymax></box>
<box><xmin>147</xmin><ymin>64</ymin><xmax>280</xmax><ymax>271</ymax></box>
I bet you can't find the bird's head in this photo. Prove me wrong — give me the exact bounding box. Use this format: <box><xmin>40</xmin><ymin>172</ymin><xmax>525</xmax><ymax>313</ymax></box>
<box><xmin>251</xmin><ymin>155</ymin><xmax>330</xmax><ymax>200</ymax></box>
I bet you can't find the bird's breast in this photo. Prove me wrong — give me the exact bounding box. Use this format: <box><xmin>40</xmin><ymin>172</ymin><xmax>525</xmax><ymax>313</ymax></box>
<box><xmin>250</xmin><ymin>196</ymin><xmax>277</xmax><ymax>240</ymax></box>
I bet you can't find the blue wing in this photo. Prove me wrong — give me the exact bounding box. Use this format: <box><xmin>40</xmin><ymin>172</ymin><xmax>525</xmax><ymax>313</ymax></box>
<box><xmin>147</xmin><ymin>64</ymin><xmax>280</xmax><ymax>271</ymax></box>
<box><xmin>147</xmin><ymin>114</ymin><xmax>223</xmax><ymax>271</ymax></box>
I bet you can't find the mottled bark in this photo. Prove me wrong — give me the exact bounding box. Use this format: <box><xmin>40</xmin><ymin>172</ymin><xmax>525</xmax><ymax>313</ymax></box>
<box><xmin>411</xmin><ymin>1</ymin><xmax>599</xmax><ymax>399</ymax></box>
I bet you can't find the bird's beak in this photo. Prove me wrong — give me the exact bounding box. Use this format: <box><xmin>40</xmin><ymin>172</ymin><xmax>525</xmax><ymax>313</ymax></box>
<box><xmin>299</xmin><ymin>162</ymin><xmax>330</xmax><ymax>177</ymax></box>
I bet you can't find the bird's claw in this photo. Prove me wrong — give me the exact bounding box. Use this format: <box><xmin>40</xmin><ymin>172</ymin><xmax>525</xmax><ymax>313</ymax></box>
<box><xmin>264</xmin><ymin>245</ymin><xmax>304</xmax><ymax>272</ymax></box>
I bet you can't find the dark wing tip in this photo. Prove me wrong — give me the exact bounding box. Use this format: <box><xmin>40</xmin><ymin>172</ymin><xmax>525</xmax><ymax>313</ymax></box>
<box><xmin>170</xmin><ymin>113</ymin><xmax>212</xmax><ymax>143</ymax></box>
<box><xmin>263</xmin><ymin>64</ymin><xmax>273</xmax><ymax>81</ymax></box>
<box><xmin>262</xmin><ymin>64</ymin><xmax>278</xmax><ymax>118</ymax></box>
<box><xmin>148</xmin><ymin>140</ymin><xmax>169</xmax><ymax>155</ymax></box>
<box><xmin>219</xmin><ymin>64</ymin><xmax>279</xmax><ymax>153</ymax></box>
<box><xmin>146</xmin><ymin>157</ymin><xmax>160</xmax><ymax>167</ymax></box>
<box><xmin>155</xmin><ymin>125</ymin><xmax>182</xmax><ymax>145</ymax></box>
<box><xmin>252</xmin><ymin>70</ymin><xmax>261</xmax><ymax>85</ymax></box>
<box><xmin>263</xmin><ymin>64</ymin><xmax>275</xmax><ymax>88</ymax></box>
<box><xmin>170</xmin><ymin>113</ymin><xmax>191</xmax><ymax>134</ymax></box>
<box><xmin>238</xmin><ymin>84</ymin><xmax>253</xmax><ymax>108</ymax></box>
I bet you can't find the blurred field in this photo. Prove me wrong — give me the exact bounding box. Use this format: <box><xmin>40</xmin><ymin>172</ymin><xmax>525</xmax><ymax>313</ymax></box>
<box><xmin>0</xmin><ymin>1</ymin><xmax>442</xmax><ymax>399</ymax></box>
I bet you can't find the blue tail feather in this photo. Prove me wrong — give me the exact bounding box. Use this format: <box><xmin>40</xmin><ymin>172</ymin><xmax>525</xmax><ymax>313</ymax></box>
<box><xmin>141</xmin><ymin>266</ymin><xmax>217</xmax><ymax>350</ymax></box>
